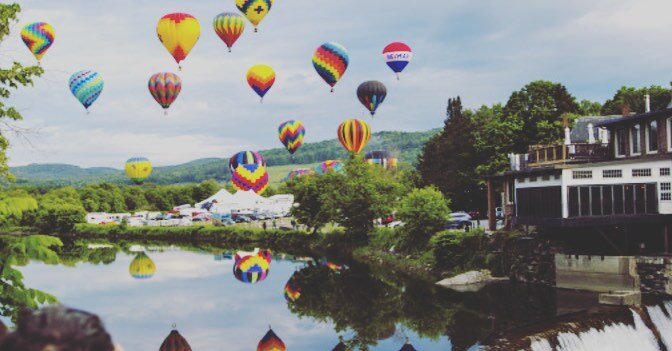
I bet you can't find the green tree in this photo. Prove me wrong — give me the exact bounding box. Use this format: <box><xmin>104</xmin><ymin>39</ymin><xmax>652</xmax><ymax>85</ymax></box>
<box><xmin>396</xmin><ymin>187</ymin><xmax>451</xmax><ymax>251</ymax></box>
<box><xmin>503</xmin><ymin>80</ymin><xmax>579</xmax><ymax>150</ymax></box>
<box><xmin>578</xmin><ymin>99</ymin><xmax>603</xmax><ymax>116</ymax></box>
<box><xmin>470</xmin><ymin>104</ymin><xmax>523</xmax><ymax>181</ymax></box>
<box><xmin>0</xmin><ymin>4</ymin><xmax>44</xmax><ymax>180</ymax></box>
<box><xmin>26</xmin><ymin>187</ymin><xmax>86</xmax><ymax>233</ymax></box>
<box><xmin>122</xmin><ymin>186</ymin><xmax>148</xmax><ymax>211</ymax></box>
<box><xmin>601</xmin><ymin>85</ymin><xmax>671</xmax><ymax>115</ymax></box>
<box><xmin>286</xmin><ymin>173</ymin><xmax>337</xmax><ymax>234</ymax></box>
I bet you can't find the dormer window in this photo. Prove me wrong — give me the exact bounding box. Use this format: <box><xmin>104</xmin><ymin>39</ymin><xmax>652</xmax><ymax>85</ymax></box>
<box><xmin>615</xmin><ymin>128</ymin><xmax>627</xmax><ymax>157</ymax></box>
<box><xmin>646</xmin><ymin>120</ymin><xmax>658</xmax><ymax>153</ymax></box>
<box><xmin>630</xmin><ymin>124</ymin><xmax>641</xmax><ymax>155</ymax></box>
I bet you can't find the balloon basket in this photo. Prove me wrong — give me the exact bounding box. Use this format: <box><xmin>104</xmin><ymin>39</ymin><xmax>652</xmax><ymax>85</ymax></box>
<box><xmin>254</xmin><ymin>28</ymin><xmax>258</xmax><ymax>33</ymax></box>
<box><xmin>330</xmin><ymin>88</ymin><xmax>334</xmax><ymax>93</ymax></box>
<box><xmin>228</xmin><ymin>47</ymin><xmax>232</xmax><ymax>53</ymax></box>
<box><xmin>396</xmin><ymin>73</ymin><xmax>400</xmax><ymax>80</ymax></box>
<box><xmin>164</xmin><ymin>110</ymin><xmax>168</xmax><ymax>116</ymax></box>
<box><xmin>178</xmin><ymin>65</ymin><xmax>182</xmax><ymax>71</ymax></box>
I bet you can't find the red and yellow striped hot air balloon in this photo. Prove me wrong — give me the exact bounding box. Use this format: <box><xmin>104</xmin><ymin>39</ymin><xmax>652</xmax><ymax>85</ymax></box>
<box><xmin>232</xmin><ymin>164</ymin><xmax>269</xmax><ymax>194</ymax></box>
<box><xmin>247</xmin><ymin>64</ymin><xmax>275</xmax><ymax>102</ymax></box>
<box><xmin>148</xmin><ymin>72</ymin><xmax>182</xmax><ymax>114</ymax></box>
<box><xmin>338</xmin><ymin>119</ymin><xmax>371</xmax><ymax>153</ymax></box>
<box><xmin>257</xmin><ymin>328</ymin><xmax>286</xmax><ymax>351</ymax></box>
<box><xmin>160</xmin><ymin>328</ymin><xmax>192</xmax><ymax>351</ymax></box>
<box><xmin>157</xmin><ymin>13</ymin><xmax>201</xmax><ymax>69</ymax></box>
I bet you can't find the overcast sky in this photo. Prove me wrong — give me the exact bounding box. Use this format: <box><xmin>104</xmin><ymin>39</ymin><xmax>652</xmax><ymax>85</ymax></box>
<box><xmin>3</xmin><ymin>0</ymin><xmax>672</xmax><ymax>168</ymax></box>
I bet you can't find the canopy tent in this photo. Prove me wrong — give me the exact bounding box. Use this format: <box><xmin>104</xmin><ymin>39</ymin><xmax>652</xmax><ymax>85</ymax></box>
<box><xmin>195</xmin><ymin>189</ymin><xmax>233</xmax><ymax>209</ymax></box>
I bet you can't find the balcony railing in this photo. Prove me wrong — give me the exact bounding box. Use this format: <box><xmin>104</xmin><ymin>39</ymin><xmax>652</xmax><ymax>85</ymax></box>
<box><xmin>527</xmin><ymin>143</ymin><xmax>610</xmax><ymax>167</ymax></box>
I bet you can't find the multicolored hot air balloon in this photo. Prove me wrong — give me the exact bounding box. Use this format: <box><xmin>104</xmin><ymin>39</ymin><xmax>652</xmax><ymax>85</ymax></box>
<box><xmin>284</xmin><ymin>274</ymin><xmax>301</xmax><ymax>302</ymax></box>
<box><xmin>69</xmin><ymin>70</ymin><xmax>103</xmax><ymax>112</ymax></box>
<box><xmin>357</xmin><ymin>81</ymin><xmax>387</xmax><ymax>117</ymax></box>
<box><xmin>314</xmin><ymin>160</ymin><xmax>344</xmax><ymax>174</ymax></box>
<box><xmin>229</xmin><ymin>151</ymin><xmax>266</xmax><ymax>172</ymax></box>
<box><xmin>157</xmin><ymin>13</ymin><xmax>201</xmax><ymax>69</ymax></box>
<box><xmin>129</xmin><ymin>252</ymin><xmax>156</xmax><ymax>279</ymax></box>
<box><xmin>257</xmin><ymin>328</ymin><xmax>285</xmax><ymax>351</ymax></box>
<box><xmin>125</xmin><ymin>157</ymin><xmax>153</xmax><ymax>185</ymax></box>
<box><xmin>148</xmin><ymin>72</ymin><xmax>182</xmax><ymax>114</ymax></box>
<box><xmin>365</xmin><ymin>151</ymin><xmax>398</xmax><ymax>170</ymax></box>
<box><xmin>160</xmin><ymin>328</ymin><xmax>192</xmax><ymax>351</ymax></box>
<box><xmin>313</xmin><ymin>42</ymin><xmax>349</xmax><ymax>92</ymax></box>
<box><xmin>284</xmin><ymin>168</ymin><xmax>314</xmax><ymax>182</ymax></box>
<box><xmin>247</xmin><ymin>64</ymin><xmax>275</xmax><ymax>102</ymax></box>
<box><xmin>20</xmin><ymin>22</ymin><xmax>55</xmax><ymax>63</ymax></box>
<box><xmin>234</xmin><ymin>249</ymin><xmax>272</xmax><ymax>284</ymax></box>
<box><xmin>278</xmin><ymin>120</ymin><xmax>305</xmax><ymax>155</ymax></box>
<box><xmin>236</xmin><ymin>0</ymin><xmax>274</xmax><ymax>32</ymax></box>
<box><xmin>383</xmin><ymin>42</ymin><xmax>413</xmax><ymax>80</ymax></box>
<box><xmin>338</xmin><ymin>119</ymin><xmax>371</xmax><ymax>153</ymax></box>
<box><xmin>231</xmin><ymin>164</ymin><xmax>269</xmax><ymax>194</ymax></box>
<box><xmin>213</xmin><ymin>12</ymin><xmax>245</xmax><ymax>52</ymax></box>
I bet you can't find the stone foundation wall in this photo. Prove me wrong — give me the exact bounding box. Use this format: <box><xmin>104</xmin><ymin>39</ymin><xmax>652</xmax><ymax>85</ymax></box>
<box><xmin>636</xmin><ymin>256</ymin><xmax>672</xmax><ymax>296</ymax></box>
<box><xmin>503</xmin><ymin>237</ymin><xmax>562</xmax><ymax>286</ymax></box>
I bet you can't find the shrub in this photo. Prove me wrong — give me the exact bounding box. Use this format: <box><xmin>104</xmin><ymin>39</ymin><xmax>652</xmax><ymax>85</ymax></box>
<box><xmin>368</xmin><ymin>227</ymin><xmax>400</xmax><ymax>252</ymax></box>
<box><xmin>396</xmin><ymin>187</ymin><xmax>450</xmax><ymax>251</ymax></box>
<box><xmin>429</xmin><ymin>228</ymin><xmax>488</xmax><ymax>271</ymax></box>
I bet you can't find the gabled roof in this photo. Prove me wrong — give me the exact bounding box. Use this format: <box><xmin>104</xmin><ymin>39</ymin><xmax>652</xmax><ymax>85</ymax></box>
<box><xmin>594</xmin><ymin>107</ymin><xmax>672</xmax><ymax>128</ymax></box>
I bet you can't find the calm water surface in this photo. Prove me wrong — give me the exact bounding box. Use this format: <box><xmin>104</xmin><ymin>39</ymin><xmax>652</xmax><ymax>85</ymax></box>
<box><xmin>10</xmin><ymin>239</ymin><xmax>568</xmax><ymax>351</ymax></box>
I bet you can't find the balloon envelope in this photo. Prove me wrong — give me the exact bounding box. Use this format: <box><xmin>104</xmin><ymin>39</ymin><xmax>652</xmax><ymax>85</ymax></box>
<box><xmin>365</xmin><ymin>151</ymin><xmax>398</xmax><ymax>169</ymax></box>
<box><xmin>148</xmin><ymin>72</ymin><xmax>182</xmax><ymax>111</ymax></box>
<box><xmin>338</xmin><ymin>119</ymin><xmax>371</xmax><ymax>153</ymax></box>
<box><xmin>247</xmin><ymin>64</ymin><xmax>275</xmax><ymax>101</ymax></box>
<box><xmin>357</xmin><ymin>81</ymin><xmax>387</xmax><ymax>116</ymax></box>
<box><xmin>284</xmin><ymin>168</ymin><xmax>314</xmax><ymax>182</ymax></box>
<box><xmin>257</xmin><ymin>329</ymin><xmax>286</xmax><ymax>351</ymax></box>
<box><xmin>129</xmin><ymin>252</ymin><xmax>156</xmax><ymax>279</ymax></box>
<box><xmin>236</xmin><ymin>0</ymin><xmax>274</xmax><ymax>30</ymax></box>
<box><xmin>232</xmin><ymin>164</ymin><xmax>269</xmax><ymax>194</ymax></box>
<box><xmin>125</xmin><ymin>157</ymin><xmax>152</xmax><ymax>185</ymax></box>
<box><xmin>229</xmin><ymin>151</ymin><xmax>265</xmax><ymax>172</ymax></box>
<box><xmin>21</xmin><ymin>22</ymin><xmax>55</xmax><ymax>62</ymax></box>
<box><xmin>278</xmin><ymin>120</ymin><xmax>305</xmax><ymax>155</ymax></box>
<box><xmin>284</xmin><ymin>274</ymin><xmax>301</xmax><ymax>302</ymax></box>
<box><xmin>69</xmin><ymin>70</ymin><xmax>104</xmax><ymax>110</ymax></box>
<box><xmin>234</xmin><ymin>249</ymin><xmax>272</xmax><ymax>284</ymax></box>
<box><xmin>213</xmin><ymin>12</ymin><xmax>245</xmax><ymax>52</ymax></box>
<box><xmin>314</xmin><ymin>160</ymin><xmax>344</xmax><ymax>174</ymax></box>
<box><xmin>160</xmin><ymin>329</ymin><xmax>192</xmax><ymax>351</ymax></box>
<box><xmin>383</xmin><ymin>42</ymin><xmax>413</xmax><ymax>78</ymax></box>
<box><xmin>157</xmin><ymin>13</ymin><xmax>201</xmax><ymax>66</ymax></box>
<box><xmin>312</xmin><ymin>42</ymin><xmax>349</xmax><ymax>91</ymax></box>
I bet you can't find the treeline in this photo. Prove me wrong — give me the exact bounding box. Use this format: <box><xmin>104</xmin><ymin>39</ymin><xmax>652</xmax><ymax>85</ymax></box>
<box><xmin>417</xmin><ymin>81</ymin><xmax>672</xmax><ymax>211</ymax></box>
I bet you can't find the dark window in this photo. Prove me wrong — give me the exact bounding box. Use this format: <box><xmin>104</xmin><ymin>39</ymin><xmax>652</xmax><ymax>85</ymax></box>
<box><xmin>567</xmin><ymin>183</ymin><xmax>657</xmax><ymax>217</ymax></box>
<box><xmin>569</xmin><ymin>187</ymin><xmax>579</xmax><ymax>217</ymax></box>
<box><xmin>603</xmin><ymin>186</ymin><xmax>613</xmax><ymax>215</ymax></box>
<box><xmin>631</xmin><ymin>124</ymin><xmax>641</xmax><ymax>154</ymax></box>
<box><xmin>580</xmin><ymin>187</ymin><xmax>590</xmax><ymax>216</ymax></box>
<box><xmin>591</xmin><ymin>187</ymin><xmax>602</xmax><ymax>215</ymax></box>
<box><xmin>614</xmin><ymin>185</ymin><xmax>624</xmax><ymax>214</ymax></box>
<box><xmin>516</xmin><ymin>187</ymin><xmax>562</xmax><ymax>218</ymax></box>
<box><xmin>616</xmin><ymin>128</ymin><xmax>627</xmax><ymax>156</ymax></box>
<box><xmin>635</xmin><ymin>184</ymin><xmax>646</xmax><ymax>214</ymax></box>
<box><xmin>646</xmin><ymin>184</ymin><xmax>657</xmax><ymax>213</ymax></box>
<box><xmin>624</xmin><ymin>185</ymin><xmax>634</xmax><ymax>214</ymax></box>
<box><xmin>648</xmin><ymin>120</ymin><xmax>658</xmax><ymax>152</ymax></box>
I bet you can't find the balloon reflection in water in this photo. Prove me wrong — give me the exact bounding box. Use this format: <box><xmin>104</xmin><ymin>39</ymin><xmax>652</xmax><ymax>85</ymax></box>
<box><xmin>399</xmin><ymin>339</ymin><xmax>417</xmax><ymax>351</ymax></box>
<box><xmin>129</xmin><ymin>252</ymin><xmax>156</xmax><ymax>279</ymax></box>
<box><xmin>283</xmin><ymin>273</ymin><xmax>301</xmax><ymax>302</ymax></box>
<box><xmin>159</xmin><ymin>328</ymin><xmax>192</xmax><ymax>351</ymax></box>
<box><xmin>331</xmin><ymin>336</ymin><xmax>348</xmax><ymax>351</ymax></box>
<box><xmin>233</xmin><ymin>249</ymin><xmax>272</xmax><ymax>284</ymax></box>
<box><xmin>257</xmin><ymin>328</ymin><xmax>286</xmax><ymax>351</ymax></box>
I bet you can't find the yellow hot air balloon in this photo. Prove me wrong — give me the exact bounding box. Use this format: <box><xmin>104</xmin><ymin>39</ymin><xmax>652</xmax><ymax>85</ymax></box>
<box><xmin>157</xmin><ymin>13</ymin><xmax>201</xmax><ymax>69</ymax></box>
<box><xmin>236</xmin><ymin>0</ymin><xmax>274</xmax><ymax>32</ymax></box>
<box><xmin>129</xmin><ymin>252</ymin><xmax>156</xmax><ymax>279</ymax></box>
<box><xmin>125</xmin><ymin>157</ymin><xmax>153</xmax><ymax>185</ymax></box>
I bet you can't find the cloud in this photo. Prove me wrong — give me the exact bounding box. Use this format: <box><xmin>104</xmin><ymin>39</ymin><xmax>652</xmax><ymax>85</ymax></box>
<box><xmin>5</xmin><ymin>0</ymin><xmax>672</xmax><ymax>167</ymax></box>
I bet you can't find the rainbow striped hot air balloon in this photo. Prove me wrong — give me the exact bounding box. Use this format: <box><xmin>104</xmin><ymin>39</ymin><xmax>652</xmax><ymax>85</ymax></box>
<box><xmin>284</xmin><ymin>168</ymin><xmax>314</xmax><ymax>182</ymax></box>
<box><xmin>357</xmin><ymin>81</ymin><xmax>387</xmax><ymax>117</ymax></box>
<box><xmin>148</xmin><ymin>72</ymin><xmax>182</xmax><ymax>114</ymax></box>
<box><xmin>160</xmin><ymin>328</ymin><xmax>192</xmax><ymax>351</ymax></box>
<box><xmin>232</xmin><ymin>164</ymin><xmax>269</xmax><ymax>194</ymax></box>
<box><xmin>157</xmin><ymin>13</ymin><xmax>201</xmax><ymax>70</ymax></box>
<box><xmin>129</xmin><ymin>252</ymin><xmax>156</xmax><ymax>279</ymax></box>
<box><xmin>257</xmin><ymin>328</ymin><xmax>286</xmax><ymax>351</ymax></box>
<box><xmin>20</xmin><ymin>22</ymin><xmax>55</xmax><ymax>64</ymax></box>
<box><xmin>313</xmin><ymin>42</ymin><xmax>349</xmax><ymax>92</ymax></box>
<box><xmin>314</xmin><ymin>160</ymin><xmax>344</xmax><ymax>174</ymax></box>
<box><xmin>125</xmin><ymin>157</ymin><xmax>153</xmax><ymax>185</ymax></box>
<box><xmin>229</xmin><ymin>151</ymin><xmax>265</xmax><ymax>172</ymax></box>
<box><xmin>365</xmin><ymin>151</ymin><xmax>398</xmax><ymax>170</ymax></box>
<box><xmin>69</xmin><ymin>70</ymin><xmax>104</xmax><ymax>112</ymax></box>
<box><xmin>213</xmin><ymin>12</ymin><xmax>245</xmax><ymax>52</ymax></box>
<box><xmin>338</xmin><ymin>119</ymin><xmax>371</xmax><ymax>154</ymax></box>
<box><xmin>236</xmin><ymin>0</ymin><xmax>274</xmax><ymax>32</ymax></box>
<box><xmin>234</xmin><ymin>249</ymin><xmax>272</xmax><ymax>284</ymax></box>
<box><xmin>278</xmin><ymin>120</ymin><xmax>305</xmax><ymax>155</ymax></box>
<box><xmin>383</xmin><ymin>42</ymin><xmax>413</xmax><ymax>80</ymax></box>
<box><xmin>284</xmin><ymin>274</ymin><xmax>301</xmax><ymax>302</ymax></box>
<box><xmin>247</xmin><ymin>64</ymin><xmax>275</xmax><ymax>102</ymax></box>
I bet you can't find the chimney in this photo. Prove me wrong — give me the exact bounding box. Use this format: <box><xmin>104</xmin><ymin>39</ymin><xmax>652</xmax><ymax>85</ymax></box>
<box><xmin>587</xmin><ymin>123</ymin><xmax>595</xmax><ymax>144</ymax></box>
<box><xmin>622</xmin><ymin>104</ymin><xmax>631</xmax><ymax>117</ymax></box>
<box><xmin>645</xmin><ymin>94</ymin><xmax>651</xmax><ymax>113</ymax></box>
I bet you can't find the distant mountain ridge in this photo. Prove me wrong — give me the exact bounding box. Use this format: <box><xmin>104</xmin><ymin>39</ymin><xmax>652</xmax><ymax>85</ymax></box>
<box><xmin>9</xmin><ymin>129</ymin><xmax>439</xmax><ymax>187</ymax></box>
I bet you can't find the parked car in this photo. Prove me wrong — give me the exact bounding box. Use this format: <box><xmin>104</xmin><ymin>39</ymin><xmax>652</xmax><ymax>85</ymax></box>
<box><xmin>381</xmin><ymin>215</ymin><xmax>396</xmax><ymax>225</ymax></box>
<box><xmin>495</xmin><ymin>207</ymin><xmax>504</xmax><ymax>219</ymax></box>
<box><xmin>387</xmin><ymin>221</ymin><xmax>403</xmax><ymax>228</ymax></box>
<box><xmin>221</xmin><ymin>218</ymin><xmax>235</xmax><ymax>226</ymax></box>
<box><xmin>468</xmin><ymin>210</ymin><xmax>481</xmax><ymax>219</ymax></box>
<box><xmin>234</xmin><ymin>215</ymin><xmax>252</xmax><ymax>223</ymax></box>
<box><xmin>445</xmin><ymin>212</ymin><xmax>473</xmax><ymax>230</ymax></box>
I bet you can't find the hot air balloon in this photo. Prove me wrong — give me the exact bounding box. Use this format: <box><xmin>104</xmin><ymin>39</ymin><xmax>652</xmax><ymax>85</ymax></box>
<box><xmin>231</xmin><ymin>164</ymin><xmax>269</xmax><ymax>194</ymax></box>
<box><xmin>399</xmin><ymin>339</ymin><xmax>417</xmax><ymax>351</ymax></box>
<box><xmin>20</xmin><ymin>22</ymin><xmax>55</xmax><ymax>64</ymax></box>
<box><xmin>148</xmin><ymin>72</ymin><xmax>182</xmax><ymax>114</ymax></box>
<box><xmin>383</xmin><ymin>42</ymin><xmax>413</xmax><ymax>80</ymax></box>
<box><xmin>229</xmin><ymin>151</ymin><xmax>266</xmax><ymax>172</ymax></box>
<box><xmin>278</xmin><ymin>120</ymin><xmax>305</xmax><ymax>155</ymax></box>
<box><xmin>284</xmin><ymin>274</ymin><xmax>301</xmax><ymax>302</ymax></box>
<box><xmin>338</xmin><ymin>119</ymin><xmax>371</xmax><ymax>153</ymax></box>
<box><xmin>236</xmin><ymin>0</ymin><xmax>274</xmax><ymax>32</ymax></box>
<box><xmin>314</xmin><ymin>160</ymin><xmax>344</xmax><ymax>174</ymax></box>
<box><xmin>284</xmin><ymin>168</ymin><xmax>314</xmax><ymax>182</ymax></box>
<box><xmin>234</xmin><ymin>249</ymin><xmax>272</xmax><ymax>284</ymax></box>
<box><xmin>69</xmin><ymin>70</ymin><xmax>103</xmax><ymax>112</ymax></box>
<box><xmin>247</xmin><ymin>64</ymin><xmax>275</xmax><ymax>102</ymax></box>
<box><xmin>157</xmin><ymin>13</ymin><xmax>201</xmax><ymax>70</ymax></box>
<box><xmin>213</xmin><ymin>12</ymin><xmax>245</xmax><ymax>52</ymax></box>
<box><xmin>332</xmin><ymin>337</ymin><xmax>348</xmax><ymax>351</ymax></box>
<box><xmin>357</xmin><ymin>81</ymin><xmax>387</xmax><ymax>117</ymax></box>
<box><xmin>125</xmin><ymin>157</ymin><xmax>153</xmax><ymax>185</ymax></box>
<box><xmin>365</xmin><ymin>151</ymin><xmax>398</xmax><ymax>170</ymax></box>
<box><xmin>319</xmin><ymin>259</ymin><xmax>345</xmax><ymax>271</ymax></box>
<box><xmin>160</xmin><ymin>328</ymin><xmax>192</xmax><ymax>351</ymax></box>
<box><xmin>313</xmin><ymin>42</ymin><xmax>349</xmax><ymax>92</ymax></box>
<box><xmin>257</xmin><ymin>328</ymin><xmax>285</xmax><ymax>351</ymax></box>
<box><xmin>129</xmin><ymin>252</ymin><xmax>156</xmax><ymax>279</ymax></box>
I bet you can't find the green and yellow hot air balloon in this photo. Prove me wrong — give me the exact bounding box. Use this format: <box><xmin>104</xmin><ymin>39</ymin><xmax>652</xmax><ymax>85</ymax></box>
<box><xmin>129</xmin><ymin>252</ymin><xmax>156</xmax><ymax>279</ymax></box>
<box><xmin>125</xmin><ymin>157</ymin><xmax>152</xmax><ymax>185</ymax></box>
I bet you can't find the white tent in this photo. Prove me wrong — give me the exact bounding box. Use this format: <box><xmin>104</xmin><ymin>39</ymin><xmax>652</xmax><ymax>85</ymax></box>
<box><xmin>195</xmin><ymin>189</ymin><xmax>233</xmax><ymax>209</ymax></box>
<box><xmin>228</xmin><ymin>190</ymin><xmax>266</xmax><ymax>211</ymax></box>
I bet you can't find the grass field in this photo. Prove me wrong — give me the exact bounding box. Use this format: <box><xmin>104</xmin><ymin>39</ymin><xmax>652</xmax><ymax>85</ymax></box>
<box><xmin>267</xmin><ymin>162</ymin><xmax>320</xmax><ymax>186</ymax></box>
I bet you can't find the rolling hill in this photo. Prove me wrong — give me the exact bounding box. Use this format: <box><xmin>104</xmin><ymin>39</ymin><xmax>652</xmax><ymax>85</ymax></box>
<box><xmin>9</xmin><ymin>129</ymin><xmax>439</xmax><ymax>187</ymax></box>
